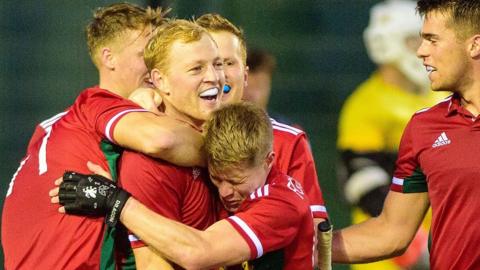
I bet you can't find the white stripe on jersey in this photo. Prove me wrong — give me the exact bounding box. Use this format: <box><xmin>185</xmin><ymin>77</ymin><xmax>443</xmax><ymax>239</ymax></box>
<box><xmin>105</xmin><ymin>109</ymin><xmax>148</xmax><ymax>142</ymax></box>
<box><xmin>415</xmin><ymin>94</ymin><xmax>452</xmax><ymax>115</ymax></box>
<box><xmin>256</xmin><ymin>188</ymin><xmax>262</xmax><ymax>198</ymax></box>
<box><xmin>229</xmin><ymin>216</ymin><xmax>263</xmax><ymax>258</ymax></box>
<box><xmin>310</xmin><ymin>205</ymin><xmax>327</xmax><ymax>213</ymax></box>
<box><xmin>40</xmin><ymin>111</ymin><xmax>68</xmax><ymax>128</ymax></box>
<box><xmin>250</xmin><ymin>184</ymin><xmax>270</xmax><ymax>200</ymax></box>
<box><xmin>128</xmin><ymin>234</ymin><xmax>140</xmax><ymax>242</ymax></box>
<box><xmin>270</xmin><ymin>118</ymin><xmax>302</xmax><ymax>135</ymax></box>
<box><xmin>392</xmin><ymin>177</ymin><xmax>404</xmax><ymax>186</ymax></box>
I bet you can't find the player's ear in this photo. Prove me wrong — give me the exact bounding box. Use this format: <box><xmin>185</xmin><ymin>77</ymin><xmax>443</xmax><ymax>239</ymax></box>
<box><xmin>244</xmin><ymin>65</ymin><xmax>249</xmax><ymax>88</ymax></box>
<box><xmin>265</xmin><ymin>151</ymin><xmax>275</xmax><ymax>169</ymax></box>
<box><xmin>99</xmin><ymin>47</ymin><xmax>115</xmax><ymax>70</ymax></box>
<box><xmin>469</xmin><ymin>34</ymin><xmax>480</xmax><ymax>58</ymax></box>
<box><xmin>151</xmin><ymin>69</ymin><xmax>169</xmax><ymax>95</ymax></box>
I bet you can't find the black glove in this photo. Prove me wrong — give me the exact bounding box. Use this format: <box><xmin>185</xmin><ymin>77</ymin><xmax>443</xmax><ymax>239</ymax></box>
<box><xmin>59</xmin><ymin>171</ymin><xmax>131</xmax><ymax>227</ymax></box>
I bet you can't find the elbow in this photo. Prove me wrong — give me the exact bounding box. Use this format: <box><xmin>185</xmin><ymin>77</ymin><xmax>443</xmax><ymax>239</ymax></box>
<box><xmin>386</xmin><ymin>237</ymin><xmax>412</xmax><ymax>258</ymax></box>
<box><xmin>391</xmin><ymin>245</ymin><xmax>409</xmax><ymax>257</ymax></box>
<box><xmin>175</xmin><ymin>248</ymin><xmax>211</xmax><ymax>270</ymax></box>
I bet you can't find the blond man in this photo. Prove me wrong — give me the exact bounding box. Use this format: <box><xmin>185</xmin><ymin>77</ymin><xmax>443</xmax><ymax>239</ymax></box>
<box><xmin>52</xmin><ymin>102</ymin><xmax>316</xmax><ymax>269</ymax></box>
<box><xmin>117</xmin><ymin>13</ymin><xmax>330</xmax><ymax>268</ymax></box>
<box><xmin>196</xmin><ymin>13</ymin><xmax>328</xmax><ymax>225</ymax></box>
<box><xmin>1</xmin><ymin>4</ymin><xmax>205</xmax><ymax>269</ymax></box>
<box><xmin>108</xmin><ymin>19</ymin><xmax>224</xmax><ymax>269</ymax></box>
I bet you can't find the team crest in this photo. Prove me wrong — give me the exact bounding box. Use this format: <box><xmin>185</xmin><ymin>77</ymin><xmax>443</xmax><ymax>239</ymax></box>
<box><xmin>192</xmin><ymin>167</ymin><xmax>201</xmax><ymax>180</ymax></box>
<box><xmin>287</xmin><ymin>177</ymin><xmax>305</xmax><ymax>199</ymax></box>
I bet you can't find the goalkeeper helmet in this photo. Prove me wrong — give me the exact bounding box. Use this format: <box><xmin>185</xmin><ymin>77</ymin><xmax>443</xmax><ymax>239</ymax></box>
<box><xmin>364</xmin><ymin>0</ymin><xmax>429</xmax><ymax>88</ymax></box>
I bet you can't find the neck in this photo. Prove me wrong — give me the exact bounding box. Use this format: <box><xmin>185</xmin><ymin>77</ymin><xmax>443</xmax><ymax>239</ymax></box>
<box><xmin>459</xmin><ymin>88</ymin><xmax>480</xmax><ymax>117</ymax></box>
<box><xmin>98</xmin><ymin>72</ymin><xmax>130</xmax><ymax>98</ymax></box>
<box><xmin>163</xmin><ymin>103</ymin><xmax>204</xmax><ymax>131</ymax></box>
<box><xmin>378</xmin><ymin>65</ymin><xmax>421</xmax><ymax>94</ymax></box>
<box><xmin>456</xmin><ymin>69</ymin><xmax>480</xmax><ymax>116</ymax></box>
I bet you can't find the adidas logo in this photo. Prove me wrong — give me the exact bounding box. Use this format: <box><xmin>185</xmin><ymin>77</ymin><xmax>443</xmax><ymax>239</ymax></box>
<box><xmin>432</xmin><ymin>132</ymin><xmax>451</xmax><ymax>148</ymax></box>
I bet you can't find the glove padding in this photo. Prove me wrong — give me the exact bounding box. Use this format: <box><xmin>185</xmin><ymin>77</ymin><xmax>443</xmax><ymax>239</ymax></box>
<box><xmin>59</xmin><ymin>171</ymin><xmax>131</xmax><ymax>227</ymax></box>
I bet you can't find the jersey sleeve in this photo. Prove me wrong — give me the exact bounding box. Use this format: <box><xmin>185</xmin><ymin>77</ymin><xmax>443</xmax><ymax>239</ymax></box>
<box><xmin>225</xmin><ymin>183</ymin><xmax>307</xmax><ymax>259</ymax></box>
<box><xmin>83</xmin><ymin>90</ymin><xmax>149</xmax><ymax>144</ymax></box>
<box><xmin>391</xmin><ymin>119</ymin><xmax>428</xmax><ymax>193</ymax></box>
<box><xmin>288</xmin><ymin>134</ymin><xmax>328</xmax><ymax>219</ymax></box>
<box><xmin>118</xmin><ymin>151</ymin><xmax>185</xmax><ymax>248</ymax></box>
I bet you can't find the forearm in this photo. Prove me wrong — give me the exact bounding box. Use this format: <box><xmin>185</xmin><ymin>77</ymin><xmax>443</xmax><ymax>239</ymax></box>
<box><xmin>332</xmin><ymin>192</ymin><xmax>429</xmax><ymax>263</ymax></box>
<box><xmin>155</xmin><ymin>123</ymin><xmax>206</xmax><ymax>168</ymax></box>
<box><xmin>332</xmin><ymin>216</ymin><xmax>408</xmax><ymax>263</ymax></box>
<box><xmin>120</xmin><ymin>198</ymin><xmax>214</xmax><ymax>269</ymax></box>
<box><xmin>115</xmin><ymin>113</ymin><xmax>206</xmax><ymax>167</ymax></box>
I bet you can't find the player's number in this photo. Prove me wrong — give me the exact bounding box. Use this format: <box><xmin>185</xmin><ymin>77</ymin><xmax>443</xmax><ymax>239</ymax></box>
<box><xmin>38</xmin><ymin>112</ymin><xmax>68</xmax><ymax>175</ymax></box>
<box><xmin>5</xmin><ymin>112</ymin><xmax>67</xmax><ymax>197</ymax></box>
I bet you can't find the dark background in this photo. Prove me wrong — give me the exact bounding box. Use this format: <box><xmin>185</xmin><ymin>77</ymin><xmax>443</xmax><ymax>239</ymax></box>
<box><xmin>0</xmin><ymin>1</ymin><xmax>381</xmax><ymax>269</ymax></box>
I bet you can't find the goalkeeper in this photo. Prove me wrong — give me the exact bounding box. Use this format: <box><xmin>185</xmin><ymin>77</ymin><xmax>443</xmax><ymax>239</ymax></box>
<box><xmin>51</xmin><ymin>103</ymin><xmax>329</xmax><ymax>270</ymax></box>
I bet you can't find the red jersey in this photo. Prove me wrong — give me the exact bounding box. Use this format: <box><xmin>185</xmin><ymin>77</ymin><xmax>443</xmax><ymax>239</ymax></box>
<box><xmin>391</xmin><ymin>94</ymin><xmax>480</xmax><ymax>269</ymax></box>
<box><xmin>119</xmin><ymin>150</ymin><xmax>218</xmax><ymax>249</ymax></box>
<box><xmin>271</xmin><ymin>118</ymin><xmax>327</xmax><ymax>219</ymax></box>
<box><xmin>1</xmin><ymin>87</ymin><xmax>147</xmax><ymax>270</ymax></box>
<box><xmin>226</xmin><ymin>168</ymin><xmax>315</xmax><ymax>270</ymax></box>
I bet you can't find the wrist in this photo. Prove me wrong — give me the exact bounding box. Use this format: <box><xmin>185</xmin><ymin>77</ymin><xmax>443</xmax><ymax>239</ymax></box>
<box><xmin>105</xmin><ymin>189</ymin><xmax>131</xmax><ymax>227</ymax></box>
<box><xmin>119</xmin><ymin>196</ymin><xmax>135</xmax><ymax>224</ymax></box>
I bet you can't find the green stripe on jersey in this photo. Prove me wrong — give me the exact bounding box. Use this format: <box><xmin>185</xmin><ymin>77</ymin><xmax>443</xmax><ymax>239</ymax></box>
<box><xmin>403</xmin><ymin>167</ymin><xmax>428</xmax><ymax>193</ymax></box>
<box><xmin>99</xmin><ymin>140</ymin><xmax>136</xmax><ymax>270</ymax></box>
<box><xmin>250</xmin><ymin>249</ymin><xmax>284</xmax><ymax>269</ymax></box>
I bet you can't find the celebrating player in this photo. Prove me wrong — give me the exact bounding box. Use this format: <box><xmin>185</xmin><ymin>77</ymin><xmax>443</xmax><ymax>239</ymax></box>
<box><xmin>332</xmin><ymin>1</ymin><xmax>480</xmax><ymax>269</ymax></box>
<box><xmin>1</xmin><ymin>4</ymin><xmax>205</xmax><ymax>269</ymax></box>
<box><xmin>115</xmin><ymin>19</ymin><xmax>224</xmax><ymax>269</ymax></box>
<box><xmin>52</xmin><ymin>102</ymin><xmax>316</xmax><ymax>269</ymax></box>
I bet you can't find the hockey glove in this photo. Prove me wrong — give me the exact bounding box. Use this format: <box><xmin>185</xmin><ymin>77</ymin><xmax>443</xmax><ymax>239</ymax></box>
<box><xmin>59</xmin><ymin>171</ymin><xmax>130</xmax><ymax>227</ymax></box>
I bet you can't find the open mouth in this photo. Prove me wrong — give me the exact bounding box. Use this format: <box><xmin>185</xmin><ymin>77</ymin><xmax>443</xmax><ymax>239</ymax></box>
<box><xmin>425</xmin><ymin>65</ymin><xmax>436</xmax><ymax>75</ymax></box>
<box><xmin>199</xmin><ymin>87</ymin><xmax>219</xmax><ymax>101</ymax></box>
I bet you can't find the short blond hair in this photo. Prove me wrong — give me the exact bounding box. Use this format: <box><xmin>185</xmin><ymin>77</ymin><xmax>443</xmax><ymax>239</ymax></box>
<box><xmin>86</xmin><ymin>3</ymin><xmax>167</xmax><ymax>66</ymax></box>
<box><xmin>204</xmin><ymin>102</ymin><xmax>273</xmax><ymax>173</ymax></box>
<box><xmin>196</xmin><ymin>13</ymin><xmax>247</xmax><ymax>65</ymax></box>
<box><xmin>144</xmin><ymin>19</ymin><xmax>209</xmax><ymax>73</ymax></box>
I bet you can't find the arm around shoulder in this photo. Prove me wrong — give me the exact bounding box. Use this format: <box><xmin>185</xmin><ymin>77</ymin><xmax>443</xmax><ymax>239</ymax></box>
<box><xmin>114</xmin><ymin>112</ymin><xmax>206</xmax><ymax>167</ymax></box>
<box><xmin>120</xmin><ymin>198</ymin><xmax>250</xmax><ymax>269</ymax></box>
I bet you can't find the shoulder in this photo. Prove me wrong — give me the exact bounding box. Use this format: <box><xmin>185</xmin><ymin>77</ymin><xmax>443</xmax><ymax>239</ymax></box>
<box><xmin>75</xmin><ymin>86</ymin><xmax>137</xmax><ymax>107</ymax></box>
<box><xmin>343</xmin><ymin>74</ymin><xmax>386</xmax><ymax>103</ymax></box>
<box><xmin>409</xmin><ymin>95</ymin><xmax>452</xmax><ymax>124</ymax></box>
<box><xmin>246</xmin><ymin>171</ymin><xmax>310</xmax><ymax>213</ymax></box>
<box><xmin>271</xmin><ymin>118</ymin><xmax>305</xmax><ymax>138</ymax></box>
<box><xmin>271</xmin><ymin>173</ymin><xmax>308</xmax><ymax>203</ymax></box>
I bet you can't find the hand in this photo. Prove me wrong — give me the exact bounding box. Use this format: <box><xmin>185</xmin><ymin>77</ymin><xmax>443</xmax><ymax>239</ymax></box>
<box><xmin>128</xmin><ymin>87</ymin><xmax>163</xmax><ymax>115</ymax></box>
<box><xmin>55</xmin><ymin>169</ymin><xmax>130</xmax><ymax>227</ymax></box>
<box><xmin>50</xmin><ymin>161</ymin><xmax>112</xmax><ymax>210</ymax></box>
